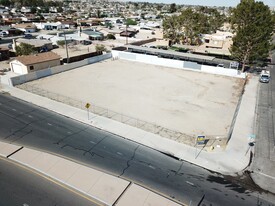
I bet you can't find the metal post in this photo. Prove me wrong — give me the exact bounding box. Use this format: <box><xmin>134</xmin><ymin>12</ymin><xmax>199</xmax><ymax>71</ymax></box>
<box><xmin>63</xmin><ymin>30</ymin><xmax>69</xmax><ymax>63</ymax></box>
<box><xmin>126</xmin><ymin>24</ymin><xmax>128</xmax><ymax>45</ymax></box>
<box><xmin>87</xmin><ymin>108</ymin><xmax>89</xmax><ymax>120</ymax></box>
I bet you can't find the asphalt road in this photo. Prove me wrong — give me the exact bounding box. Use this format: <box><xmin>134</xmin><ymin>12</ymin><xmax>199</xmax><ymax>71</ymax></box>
<box><xmin>0</xmin><ymin>93</ymin><xmax>274</xmax><ymax>206</ymax></box>
<box><xmin>0</xmin><ymin>158</ymin><xmax>99</xmax><ymax>206</ymax></box>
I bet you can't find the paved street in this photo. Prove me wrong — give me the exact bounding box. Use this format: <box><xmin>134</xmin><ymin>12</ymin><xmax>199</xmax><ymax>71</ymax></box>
<box><xmin>0</xmin><ymin>158</ymin><xmax>99</xmax><ymax>206</ymax></box>
<box><xmin>0</xmin><ymin>93</ymin><xmax>274</xmax><ymax>205</ymax></box>
<box><xmin>251</xmin><ymin>51</ymin><xmax>275</xmax><ymax>193</ymax></box>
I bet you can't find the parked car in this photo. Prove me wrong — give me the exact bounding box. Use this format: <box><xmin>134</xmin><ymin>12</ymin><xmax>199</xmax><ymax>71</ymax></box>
<box><xmin>0</xmin><ymin>31</ymin><xmax>8</xmax><ymax>37</ymax></box>
<box><xmin>24</xmin><ymin>34</ymin><xmax>33</xmax><ymax>39</ymax></box>
<box><xmin>82</xmin><ymin>40</ymin><xmax>92</xmax><ymax>45</ymax></box>
<box><xmin>259</xmin><ymin>70</ymin><xmax>270</xmax><ymax>83</ymax></box>
<box><xmin>39</xmin><ymin>47</ymin><xmax>48</xmax><ymax>53</ymax></box>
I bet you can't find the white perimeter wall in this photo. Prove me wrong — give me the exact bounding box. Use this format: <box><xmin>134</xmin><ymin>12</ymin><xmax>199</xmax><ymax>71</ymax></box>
<box><xmin>112</xmin><ymin>50</ymin><xmax>246</xmax><ymax>78</ymax></box>
<box><xmin>10</xmin><ymin>53</ymin><xmax>112</xmax><ymax>86</ymax></box>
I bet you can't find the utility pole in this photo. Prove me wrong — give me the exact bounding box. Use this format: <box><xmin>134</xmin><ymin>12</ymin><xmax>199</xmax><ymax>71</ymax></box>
<box><xmin>126</xmin><ymin>23</ymin><xmax>128</xmax><ymax>45</ymax></box>
<box><xmin>63</xmin><ymin>30</ymin><xmax>69</xmax><ymax>64</ymax></box>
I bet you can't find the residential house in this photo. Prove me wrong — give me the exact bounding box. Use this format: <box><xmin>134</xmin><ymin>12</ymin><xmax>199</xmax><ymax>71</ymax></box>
<box><xmin>36</xmin><ymin>31</ymin><xmax>89</xmax><ymax>45</ymax></box>
<box><xmin>120</xmin><ymin>30</ymin><xmax>135</xmax><ymax>38</ymax></box>
<box><xmin>77</xmin><ymin>19</ymin><xmax>103</xmax><ymax>27</ymax></box>
<box><xmin>21</xmin><ymin>7</ymin><xmax>31</xmax><ymax>13</ymax></box>
<box><xmin>81</xmin><ymin>29</ymin><xmax>104</xmax><ymax>40</ymax></box>
<box><xmin>34</xmin><ymin>22</ymin><xmax>66</xmax><ymax>30</ymax></box>
<box><xmin>21</xmin><ymin>14</ymin><xmax>37</xmax><ymax>22</ymax></box>
<box><xmin>194</xmin><ymin>31</ymin><xmax>233</xmax><ymax>56</ymax></box>
<box><xmin>13</xmin><ymin>38</ymin><xmax>53</xmax><ymax>52</ymax></box>
<box><xmin>10</xmin><ymin>52</ymin><xmax>61</xmax><ymax>74</ymax></box>
<box><xmin>139</xmin><ymin>21</ymin><xmax>161</xmax><ymax>30</ymax></box>
<box><xmin>12</xmin><ymin>23</ymin><xmax>37</xmax><ymax>33</ymax></box>
<box><xmin>104</xmin><ymin>18</ymin><xmax>124</xmax><ymax>25</ymax></box>
<box><xmin>203</xmin><ymin>31</ymin><xmax>233</xmax><ymax>49</ymax></box>
<box><xmin>1</xmin><ymin>15</ymin><xmax>22</xmax><ymax>25</ymax></box>
<box><xmin>61</xmin><ymin>21</ymin><xmax>77</xmax><ymax>29</ymax></box>
<box><xmin>99</xmin><ymin>28</ymin><xmax>122</xmax><ymax>36</ymax></box>
<box><xmin>6</xmin><ymin>27</ymin><xmax>25</xmax><ymax>36</ymax></box>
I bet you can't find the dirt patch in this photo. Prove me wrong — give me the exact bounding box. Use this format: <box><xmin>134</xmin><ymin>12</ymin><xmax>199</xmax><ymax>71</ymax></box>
<box><xmin>20</xmin><ymin>59</ymin><xmax>245</xmax><ymax>137</ymax></box>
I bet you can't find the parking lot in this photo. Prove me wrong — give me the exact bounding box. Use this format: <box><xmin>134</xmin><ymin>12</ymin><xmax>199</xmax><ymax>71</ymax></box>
<box><xmin>21</xmin><ymin>59</ymin><xmax>244</xmax><ymax>137</ymax></box>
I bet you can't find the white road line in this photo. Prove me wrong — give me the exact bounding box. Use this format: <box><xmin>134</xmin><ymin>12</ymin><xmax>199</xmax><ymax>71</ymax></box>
<box><xmin>47</xmin><ymin>123</ymin><xmax>52</xmax><ymax>126</ymax></box>
<box><xmin>28</xmin><ymin>115</ymin><xmax>33</xmax><ymax>118</ymax></box>
<box><xmin>149</xmin><ymin>165</ymin><xmax>156</xmax><ymax>170</ymax></box>
<box><xmin>89</xmin><ymin>141</ymin><xmax>96</xmax><ymax>144</ymax></box>
<box><xmin>12</xmin><ymin>108</ymin><xmax>16</xmax><ymax>111</ymax></box>
<box><xmin>254</xmin><ymin>171</ymin><xmax>275</xmax><ymax>180</ymax></box>
<box><xmin>186</xmin><ymin>181</ymin><xmax>195</xmax><ymax>186</ymax></box>
<box><xmin>116</xmin><ymin>152</ymin><xmax>123</xmax><ymax>156</ymax></box>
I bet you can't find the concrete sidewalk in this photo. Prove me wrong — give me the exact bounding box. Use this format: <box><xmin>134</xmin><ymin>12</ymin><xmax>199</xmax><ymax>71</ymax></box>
<box><xmin>0</xmin><ymin>142</ymin><xmax>182</xmax><ymax>206</ymax></box>
<box><xmin>0</xmin><ymin>75</ymin><xmax>257</xmax><ymax>175</ymax></box>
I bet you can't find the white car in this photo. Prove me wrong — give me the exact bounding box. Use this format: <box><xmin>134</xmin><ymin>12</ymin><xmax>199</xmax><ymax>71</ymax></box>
<box><xmin>0</xmin><ymin>31</ymin><xmax>8</xmax><ymax>37</ymax></box>
<box><xmin>259</xmin><ymin>70</ymin><xmax>270</xmax><ymax>83</ymax></box>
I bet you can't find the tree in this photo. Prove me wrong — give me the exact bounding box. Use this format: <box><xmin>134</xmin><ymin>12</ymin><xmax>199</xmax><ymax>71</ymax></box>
<box><xmin>106</xmin><ymin>34</ymin><xmax>116</xmax><ymax>40</ymax></box>
<box><xmin>56</xmin><ymin>40</ymin><xmax>65</xmax><ymax>48</ymax></box>
<box><xmin>179</xmin><ymin>8</ymin><xmax>208</xmax><ymax>45</ymax></box>
<box><xmin>205</xmin><ymin>8</ymin><xmax>226</xmax><ymax>33</ymax></box>
<box><xmin>57</xmin><ymin>7</ymin><xmax>63</xmax><ymax>13</ymax></box>
<box><xmin>169</xmin><ymin>3</ymin><xmax>177</xmax><ymax>13</ymax></box>
<box><xmin>163</xmin><ymin>7</ymin><xmax>226</xmax><ymax>46</ymax></box>
<box><xmin>126</xmin><ymin>18</ymin><xmax>137</xmax><ymax>25</ymax></box>
<box><xmin>0</xmin><ymin>0</ymin><xmax>11</xmax><ymax>6</ymax></box>
<box><xmin>95</xmin><ymin>44</ymin><xmax>107</xmax><ymax>53</ymax></box>
<box><xmin>30</xmin><ymin>7</ymin><xmax>37</xmax><ymax>14</ymax></box>
<box><xmin>15</xmin><ymin>43</ymin><xmax>36</xmax><ymax>56</ymax></box>
<box><xmin>156</xmin><ymin>4</ymin><xmax>163</xmax><ymax>11</ymax></box>
<box><xmin>163</xmin><ymin>15</ymin><xmax>182</xmax><ymax>45</ymax></box>
<box><xmin>230</xmin><ymin>0</ymin><xmax>274</xmax><ymax>71</ymax></box>
<box><xmin>97</xmin><ymin>9</ymin><xmax>101</xmax><ymax>18</ymax></box>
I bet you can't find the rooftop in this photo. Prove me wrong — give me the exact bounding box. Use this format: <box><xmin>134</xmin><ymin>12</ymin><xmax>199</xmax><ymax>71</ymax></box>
<box><xmin>16</xmin><ymin>38</ymin><xmax>52</xmax><ymax>47</ymax></box>
<box><xmin>15</xmin><ymin>51</ymin><xmax>61</xmax><ymax>65</ymax></box>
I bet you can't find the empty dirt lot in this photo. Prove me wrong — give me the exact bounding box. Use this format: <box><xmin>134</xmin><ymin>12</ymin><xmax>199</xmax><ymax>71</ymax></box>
<box><xmin>22</xmin><ymin>59</ymin><xmax>244</xmax><ymax>136</ymax></box>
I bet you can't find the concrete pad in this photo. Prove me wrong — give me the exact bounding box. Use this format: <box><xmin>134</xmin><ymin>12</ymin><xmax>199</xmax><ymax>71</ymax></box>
<box><xmin>66</xmin><ymin>165</ymin><xmax>104</xmax><ymax>193</ymax></box>
<box><xmin>116</xmin><ymin>184</ymin><xmax>181</xmax><ymax>206</ymax></box>
<box><xmin>47</xmin><ymin>159</ymin><xmax>80</xmax><ymax>182</ymax></box>
<box><xmin>30</xmin><ymin>152</ymin><xmax>62</xmax><ymax>173</ymax></box>
<box><xmin>88</xmin><ymin>173</ymin><xmax>130</xmax><ymax>205</ymax></box>
<box><xmin>9</xmin><ymin>148</ymin><xmax>42</xmax><ymax>165</ymax></box>
<box><xmin>0</xmin><ymin>142</ymin><xmax>21</xmax><ymax>157</ymax></box>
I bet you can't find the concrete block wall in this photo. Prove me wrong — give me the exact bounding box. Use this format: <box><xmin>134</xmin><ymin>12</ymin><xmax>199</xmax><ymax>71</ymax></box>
<box><xmin>10</xmin><ymin>54</ymin><xmax>112</xmax><ymax>86</ymax></box>
<box><xmin>112</xmin><ymin>50</ymin><xmax>245</xmax><ymax>78</ymax></box>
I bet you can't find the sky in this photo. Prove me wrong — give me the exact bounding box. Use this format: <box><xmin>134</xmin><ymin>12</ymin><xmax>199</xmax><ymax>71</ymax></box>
<box><xmin>129</xmin><ymin>0</ymin><xmax>275</xmax><ymax>7</ymax></box>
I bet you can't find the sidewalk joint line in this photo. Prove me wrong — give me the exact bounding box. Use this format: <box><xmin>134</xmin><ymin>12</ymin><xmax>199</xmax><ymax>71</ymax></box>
<box><xmin>7</xmin><ymin>146</ymin><xmax>24</xmax><ymax>158</ymax></box>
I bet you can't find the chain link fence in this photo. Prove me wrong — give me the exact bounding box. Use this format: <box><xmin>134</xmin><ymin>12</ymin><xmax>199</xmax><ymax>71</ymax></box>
<box><xmin>18</xmin><ymin>84</ymin><xmax>227</xmax><ymax>147</ymax></box>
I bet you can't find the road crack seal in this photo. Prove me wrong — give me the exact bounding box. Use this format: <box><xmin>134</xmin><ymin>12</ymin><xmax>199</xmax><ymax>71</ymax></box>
<box><xmin>61</xmin><ymin>144</ymin><xmax>104</xmax><ymax>158</ymax></box>
<box><xmin>119</xmin><ymin>145</ymin><xmax>140</xmax><ymax>177</ymax></box>
<box><xmin>54</xmin><ymin>126</ymin><xmax>90</xmax><ymax>145</ymax></box>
